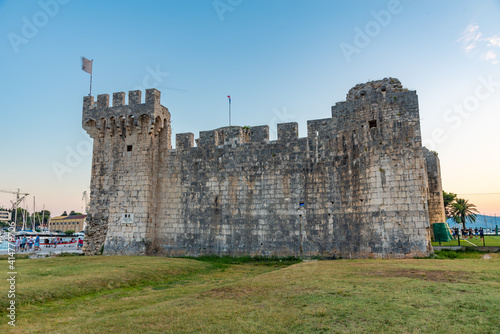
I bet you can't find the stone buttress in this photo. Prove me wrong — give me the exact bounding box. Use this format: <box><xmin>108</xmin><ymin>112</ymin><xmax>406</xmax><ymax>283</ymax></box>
<box><xmin>423</xmin><ymin>147</ymin><xmax>447</xmax><ymax>237</ymax></box>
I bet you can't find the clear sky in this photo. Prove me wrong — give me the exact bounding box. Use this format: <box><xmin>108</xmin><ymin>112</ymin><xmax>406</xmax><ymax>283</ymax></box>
<box><xmin>0</xmin><ymin>0</ymin><xmax>499</xmax><ymax>217</ymax></box>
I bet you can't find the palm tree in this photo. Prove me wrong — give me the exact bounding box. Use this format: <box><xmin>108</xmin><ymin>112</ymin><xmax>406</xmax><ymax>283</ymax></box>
<box><xmin>450</xmin><ymin>198</ymin><xmax>479</xmax><ymax>229</ymax></box>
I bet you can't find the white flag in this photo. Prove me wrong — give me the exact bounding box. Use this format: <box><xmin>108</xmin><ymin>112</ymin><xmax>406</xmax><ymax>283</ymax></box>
<box><xmin>81</xmin><ymin>57</ymin><xmax>92</xmax><ymax>74</ymax></box>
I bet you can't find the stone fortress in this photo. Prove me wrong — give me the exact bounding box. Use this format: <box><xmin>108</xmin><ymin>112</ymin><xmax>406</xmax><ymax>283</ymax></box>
<box><xmin>82</xmin><ymin>78</ymin><xmax>446</xmax><ymax>258</ymax></box>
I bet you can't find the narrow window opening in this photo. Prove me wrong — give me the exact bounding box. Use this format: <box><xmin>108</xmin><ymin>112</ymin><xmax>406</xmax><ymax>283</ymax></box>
<box><xmin>127</xmin><ymin>145</ymin><xmax>133</xmax><ymax>152</ymax></box>
<box><xmin>214</xmin><ymin>196</ymin><xmax>220</xmax><ymax>214</ymax></box>
<box><xmin>369</xmin><ymin>120</ymin><xmax>377</xmax><ymax>128</ymax></box>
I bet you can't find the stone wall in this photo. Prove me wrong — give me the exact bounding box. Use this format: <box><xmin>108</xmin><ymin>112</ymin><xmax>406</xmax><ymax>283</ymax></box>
<box><xmin>83</xmin><ymin>79</ymin><xmax>442</xmax><ymax>258</ymax></box>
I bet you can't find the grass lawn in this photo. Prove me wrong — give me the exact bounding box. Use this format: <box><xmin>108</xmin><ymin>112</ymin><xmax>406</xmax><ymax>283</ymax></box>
<box><xmin>432</xmin><ymin>235</ymin><xmax>500</xmax><ymax>247</ymax></box>
<box><xmin>1</xmin><ymin>253</ymin><xmax>499</xmax><ymax>333</ymax></box>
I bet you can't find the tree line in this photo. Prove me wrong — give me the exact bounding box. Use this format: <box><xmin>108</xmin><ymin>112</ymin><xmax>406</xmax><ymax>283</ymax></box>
<box><xmin>0</xmin><ymin>208</ymin><xmax>83</xmax><ymax>229</ymax></box>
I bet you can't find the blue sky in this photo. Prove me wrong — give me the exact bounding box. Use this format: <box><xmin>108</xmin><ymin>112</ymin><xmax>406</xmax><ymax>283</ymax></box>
<box><xmin>0</xmin><ymin>0</ymin><xmax>499</xmax><ymax>216</ymax></box>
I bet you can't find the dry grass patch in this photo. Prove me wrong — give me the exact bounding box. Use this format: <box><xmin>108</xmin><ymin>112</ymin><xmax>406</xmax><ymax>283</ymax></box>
<box><xmin>198</xmin><ymin>285</ymin><xmax>262</xmax><ymax>299</ymax></box>
<box><xmin>364</xmin><ymin>269</ymin><xmax>472</xmax><ymax>283</ymax></box>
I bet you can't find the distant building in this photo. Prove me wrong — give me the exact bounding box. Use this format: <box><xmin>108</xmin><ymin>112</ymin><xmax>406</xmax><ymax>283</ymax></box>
<box><xmin>48</xmin><ymin>215</ymin><xmax>87</xmax><ymax>232</ymax></box>
<box><xmin>0</xmin><ymin>210</ymin><xmax>11</xmax><ymax>222</ymax></box>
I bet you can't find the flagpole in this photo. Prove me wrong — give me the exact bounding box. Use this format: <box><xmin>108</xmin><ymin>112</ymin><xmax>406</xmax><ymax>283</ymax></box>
<box><xmin>229</xmin><ymin>100</ymin><xmax>231</xmax><ymax>126</ymax></box>
<box><xmin>89</xmin><ymin>59</ymin><xmax>93</xmax><ymax>96</ymax></box>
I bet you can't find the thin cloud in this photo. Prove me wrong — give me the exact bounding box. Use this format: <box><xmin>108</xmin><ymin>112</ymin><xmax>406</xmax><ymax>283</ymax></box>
<box><xmin>459</xmin><ymin>24</ymin><xmax>499</xmax><ymax>64</ymax></box>
<box><xmin>487</xmin><ymin>36</ymin><xmax>500</xmax><ymax>47</ymax></box>
<box><xmin>458</xmin><ymin>24</ymin><xmax>482</xmax><ymax>52</ymax></box>
<box><xmin>483</xmin><ymin>50</ymin><xmax>498</xmax><ymax>64</ymax></box>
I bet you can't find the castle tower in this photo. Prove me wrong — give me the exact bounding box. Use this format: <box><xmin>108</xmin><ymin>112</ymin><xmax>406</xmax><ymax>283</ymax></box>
<box><xmin>321</xmin><ymin>78</ymin><xmax>433</xmax><ymax>257</ymax></box>
<box><xmin>82</xmin><ymin>89</ymin><xmax>170</xmax><ymax>255</ymax></box>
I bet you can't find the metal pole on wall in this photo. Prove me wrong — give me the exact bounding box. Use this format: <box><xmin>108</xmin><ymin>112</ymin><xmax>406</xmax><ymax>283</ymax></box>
<box><xmin>227</xmin><ymin>95</ymin><xmax>231</xmax><ymax>126</ymax></box>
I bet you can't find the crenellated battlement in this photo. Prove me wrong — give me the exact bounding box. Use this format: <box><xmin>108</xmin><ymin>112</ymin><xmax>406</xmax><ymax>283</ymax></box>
<box><xmin>195</xmin><ymin>125</ymin><xmax>270</xmax><ymax>148</ymax></box>
<box><xmin>172</xmin><ymin>84</ymin><xmax>418</xmax><ymax>152</ymax></box>
<box><xmin>175</xmin><ymin>122</ymin><xmax>301</xmax><ymax>151</ymax></box>
<box><xmin>82</xmin><ymin>88</ymin><xmax>170</xmax><ymax>138</ymax></box>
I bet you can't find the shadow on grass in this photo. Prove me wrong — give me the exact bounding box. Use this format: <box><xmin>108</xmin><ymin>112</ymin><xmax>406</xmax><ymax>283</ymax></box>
<box><xmin>183</xmin><ymin>255</ymin><xmax>303</xmax><ymax>267</ymax></box>
<box><xmin>0</xmin><ymin>253</ymin><xmax>30</xmax><ymax>260</ymax></box>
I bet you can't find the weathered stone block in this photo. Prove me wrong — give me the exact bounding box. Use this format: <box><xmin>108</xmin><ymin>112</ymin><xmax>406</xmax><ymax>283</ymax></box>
<box><xmin>277</xmin><ymin>122</ymin><xmax>298</xmax><ymax>141</ymax></box>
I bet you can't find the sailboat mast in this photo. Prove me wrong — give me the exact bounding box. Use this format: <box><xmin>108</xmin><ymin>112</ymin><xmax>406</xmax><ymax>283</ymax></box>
<box><xmin>41</xmin><ymin>205</ymin><xmax>45</xmax><ymax>231</ymax></box>
<box><xmin>14</xmin><ymin>190</ymin><xmax>19</xmax><ymax>229</ymax></box>
<box><xmin>33</xmin><ymin>196</ymin><xmax>36</xmax><ymax>231</ymax></box>
<box><xmin>22</xmin><ymin>199</ymin><xmax>26</xmax><ymax>231</ymax></box>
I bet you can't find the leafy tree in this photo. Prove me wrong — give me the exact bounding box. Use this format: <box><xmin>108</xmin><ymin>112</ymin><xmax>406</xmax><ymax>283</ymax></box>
<box><xmin>69</xmin><ymin>211</ymin><xmax>83</xmax><ymax>216</ymax></box>
<box><xmin>450</xmin><ymin>198</ymin><xmax>479</xmax><ymax>229</ymax></box>
<box><xmin>64</xmin><ymin>230</ymin><xmax>75</xmax><ymax>235</ymax></box>
<box><xmin>61</xmin><ymin>211</ymin><xmax>68</xmax><ymax>216</ymax></box>
<box><xmin>442</xmin><ymin>191</ymin><xmax>457</xmax><ymax>218</ymax></box>
<box><xmin>35</xmin><ymin>210</ymin><xmax>51</xmax><ymax>225</ymax></box>
<box><xmin>0</xmin><ymin>208</ymin><xmax>51</xmax><ymax>229</ymax></box>
<box><xmin>9</xmin><ymin>208</ymin><xmax>33</xmax><ymax>229</ymax></box>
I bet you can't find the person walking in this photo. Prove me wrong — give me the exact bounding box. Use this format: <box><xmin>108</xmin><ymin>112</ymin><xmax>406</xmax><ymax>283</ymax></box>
<box><xmin>34</xmin><ymin>235</ymin><xmax>40</xmax><ymax>251</ymax></box>
<box><xmin>28</xmin><ymin>236</ymin><xmax>34</xmax><ymax>250</ymax></box>
<box><xmin>20</xmin><ymin>236</ymin><xmax>27</xmax><ymax>252</ymax></box>
<box><xmin>15</xmin><ymin>237</ymin><xmax>21</xmax><ymax>252</ymax></box>
<box><xmin>480</xmin><ymin>227</ymin><xmax>484</xmax><ymax>241</ymax></box>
